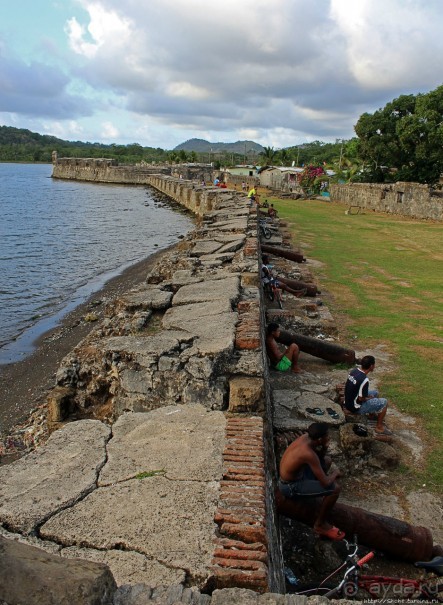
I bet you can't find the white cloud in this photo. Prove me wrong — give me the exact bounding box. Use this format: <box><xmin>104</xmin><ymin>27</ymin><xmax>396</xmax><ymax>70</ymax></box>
<box><xmin>66</xmin><ymin>2</ymin><xmax>132</xmax><ymax>58</ymax></box>
<box><xmin>3</xmin><ymin>0</ymin><xmax>443</xmax><ymax>147</ymax></box>
<box><xmin>101</xmin><ymin>121</ymin><xmax>119</xmax><ymax>139</ymax></box>
<box><xmin>330</xmin><ymin>0</ymin><xmax>443</xmax><ymax>91</ymax></box>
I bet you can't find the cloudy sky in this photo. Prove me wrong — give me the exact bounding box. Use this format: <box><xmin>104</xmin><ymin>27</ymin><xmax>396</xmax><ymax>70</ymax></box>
<box><xmin>1</xmin><ymin>0</ymin><xmax>442</xmax><ymax>149</ymax></box>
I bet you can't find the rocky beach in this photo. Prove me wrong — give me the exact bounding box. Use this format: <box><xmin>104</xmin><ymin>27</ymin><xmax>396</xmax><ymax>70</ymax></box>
<box><xmin>0</xmin><ymin>248</ymin><xmax>177</xmax><ymax>451</ymax></box>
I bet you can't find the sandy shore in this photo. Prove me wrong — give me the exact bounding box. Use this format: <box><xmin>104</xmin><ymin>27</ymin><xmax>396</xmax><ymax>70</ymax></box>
<box><xmin>0</xmin><ymin>247</ymin><xmax>173</xmax><ymax>437</ymax></box>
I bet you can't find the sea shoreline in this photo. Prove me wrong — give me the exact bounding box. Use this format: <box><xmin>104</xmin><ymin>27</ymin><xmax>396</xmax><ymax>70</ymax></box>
<box><xmin>0</xmin><ymin>245</ymin><xmax>174</xmax><ymax>437</ymax></box>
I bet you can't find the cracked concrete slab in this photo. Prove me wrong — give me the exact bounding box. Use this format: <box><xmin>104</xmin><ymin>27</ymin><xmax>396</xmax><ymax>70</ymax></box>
<box><xmin>190</xmin><ymin>240</ymin><xmax>223</xmax><ymax>257</ymax></box>
<box><xmin>172</xmin><ymin>276</ymin><xmax>239</xmax><ymax>306</ymax></box>
<box><xmin>162</xmin><ymin>285</ymin><xmax>238</xmax><ymax>356</ymax></box>
<box><xmin>40</xmin><ymin>476</ymin><xmax>219</xmax><ymax>586</ymax></box>
<box><xmin>99</xmin><ymin>404</ymin><xmax>225</xmax><ymax>486</ymax></box>
<box><xmin>199</xmin><ymin>253</ymin><xmax>236</xmax><ymax>263</ymax></box>
<box><xmin>61</xmin><ymin>545</ymin><xmax>185</xmax><ymax>587</ymax></box>
<box><xmin>172</xmin><ymin>313</ymin><xmax>238</xmax><ymax>356</ymax></box>
<box><xmin>162</xmin><ymin>300</ymin><xmax>232</xmax><ymax>326</ymax></box>
<box><xmin>171</xmin><ymin>270</ymin><xmax>203</xmax><ymax>287</ymax></box>
<box><xmin>117</xmin><ymin>287</ymin><xmax>173</xmax><ymax>311</ymax></box>
<box><xmin>0</xmin><ymin>420</ymin><xmax>110</xmax><ymax>534</ymax></box>
<box><xmin>103</xmin><ymin>331</ymin><xmax>193</xmax><ymax>360</ymax></box>
<box><xmin>213</xmin><ymin>239</ymin><xmax>245</xmax><ymax>254</ymax></box>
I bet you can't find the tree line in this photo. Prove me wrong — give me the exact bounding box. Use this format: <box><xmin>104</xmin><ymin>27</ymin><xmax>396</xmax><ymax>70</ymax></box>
<box><xmin>1</xmin><ymin>83</ymin><xmax>442</xmax><ymax>185</ymax></box>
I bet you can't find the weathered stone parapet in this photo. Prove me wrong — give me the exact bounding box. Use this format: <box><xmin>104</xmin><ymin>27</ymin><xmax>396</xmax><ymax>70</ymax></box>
<box><xmin>52</xmin><ymin>158</ymin><xmax>214</xmax><ymax>186</ymax></box>
<box><xmin>52</xmin><ymin>158</ymin><xmax>171</xmax><ymax>183</ymax></box>
<box><xmin>330</xmin><ymin>181</ymin><xmax>443</xmax><ymax>221</ymax></box>
<box><xmin>146</xmin><ymin>175</ymin><xmax>246</xmax><ymax>217</ymax></box>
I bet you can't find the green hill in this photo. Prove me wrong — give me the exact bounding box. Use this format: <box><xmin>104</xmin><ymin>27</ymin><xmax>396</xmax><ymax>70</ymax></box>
<box><xmin>0</xmin><ymin>126</ymin><xmax>169</xmax><ymax>164</ymax></box>
<box><xmin>174</xmin><ymin>138</ymin><xmax>264</xmax><ymax>154</ymax></box>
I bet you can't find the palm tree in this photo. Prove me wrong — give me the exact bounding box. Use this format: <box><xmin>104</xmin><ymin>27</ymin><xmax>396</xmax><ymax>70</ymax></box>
<box><xmin>277</xmin><ymin>148</ymin><xmax>291</xmax><ymax>166</ymax></box>
<box><xmin>259</xmin><ymin>146</ymin><xmax>277</xmax><ymax>166</ymax></box>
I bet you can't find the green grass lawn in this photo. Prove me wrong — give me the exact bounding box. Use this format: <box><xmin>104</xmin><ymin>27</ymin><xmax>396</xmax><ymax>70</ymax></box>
<box><xmin>270</xmin><ymin>196</ymin><xmax>443</xmax><ymax>489</ymax></box>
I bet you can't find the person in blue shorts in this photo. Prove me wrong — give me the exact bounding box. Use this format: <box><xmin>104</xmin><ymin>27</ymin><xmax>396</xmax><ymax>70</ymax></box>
<box><xmin>344</xmin><ymin>355</ymin><xmax>392</xmax><ymax>435</ymax></box>
<box><xmin>265</xmin><ymin>322</ymin><xmax>302</xmax><ymax>373</ymax></box>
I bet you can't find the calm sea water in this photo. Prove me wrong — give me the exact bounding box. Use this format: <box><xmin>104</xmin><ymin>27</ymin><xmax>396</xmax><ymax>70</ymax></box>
<box><xmin>0</xmin><ymin>163</ymin><xmax>193</xmax><ymax>364</ymax></box>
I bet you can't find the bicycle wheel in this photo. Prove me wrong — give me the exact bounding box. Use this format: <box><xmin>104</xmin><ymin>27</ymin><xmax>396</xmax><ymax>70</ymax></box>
<box><xmin>262</xmin><ymin>226</ymin><xmax>272</xmax><ymax>239</ymax></box>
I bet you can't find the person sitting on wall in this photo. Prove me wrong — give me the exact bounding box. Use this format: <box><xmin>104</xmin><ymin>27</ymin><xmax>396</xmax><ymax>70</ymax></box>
<box><xmin>265</xmin><ymin>322</ymin><xmax>302</xmax><ymax>373</ymax></box>
<box><xmin>268</xmin><ymin>203</ymin><xmax>278</xmax><ymax>218</ymax></box>
<box><xmin>279</xmin><ymin>422</ymin><xmax>345</xmax><ymax>540</ymax></box>
<box><xmin>262</xmin><ymin>255</ymin><xmax>306</xmax><ymax>298</ymax></box>
<box><xmin>344</xmin><ymin>355</ymin><xmax>392</xmax><ymax>436</ymax></box>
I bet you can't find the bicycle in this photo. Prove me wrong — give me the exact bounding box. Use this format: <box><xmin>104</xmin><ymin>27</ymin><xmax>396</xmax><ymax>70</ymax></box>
<box><xmin>259</xmin><ymin>218</ymin><xmax>272</xmax><ymax>239</ymax></box>
<box><xmin>289</xmin><ymin>537</ymin><xmax>443</xmax><ymax>601</ymax></box>
<box><xmin>262</xmin><ymin>277</ymin><xmax>283</xmax><ymax>309</ymax></box>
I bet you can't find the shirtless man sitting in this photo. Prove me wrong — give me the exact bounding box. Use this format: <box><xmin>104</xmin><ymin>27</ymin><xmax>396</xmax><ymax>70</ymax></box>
<box><xmin>266</xmin><ymin>322</ymin><xmax>302</xmax><ymax>373</ymax></box>
<box><xmin>279</xmin><ymin>422</ymin><xmax>345</xmax><ymax>540</ymax></box>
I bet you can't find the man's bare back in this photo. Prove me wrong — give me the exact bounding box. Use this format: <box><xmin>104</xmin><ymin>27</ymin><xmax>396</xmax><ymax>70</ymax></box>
<box><xmin>280</xmin><ymin>433</ymin><xmax>331</xmax><ymax>486</ymax></box>
<box><xmin>278</xmin><ymin>424</ymin><xmax>344</xmax><ymax>540</ymax></box>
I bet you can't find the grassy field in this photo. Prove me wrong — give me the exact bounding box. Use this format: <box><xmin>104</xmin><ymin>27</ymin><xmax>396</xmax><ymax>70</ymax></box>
<box><xmin>269</xmin><ymin>196</ymin><xmax>443</xmax><ymax>489</ymax></box>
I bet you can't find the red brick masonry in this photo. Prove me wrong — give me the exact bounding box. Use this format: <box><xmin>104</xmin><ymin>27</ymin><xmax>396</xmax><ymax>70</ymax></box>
<box><xmin>234</xmin><ymin>300</ymin><xmax>261</xmax><ymax>350</ymax></box>
<box><xmin>211</xmin><ymin>416</ymin><xmax>268</xmax><ymax>592</ymax></box>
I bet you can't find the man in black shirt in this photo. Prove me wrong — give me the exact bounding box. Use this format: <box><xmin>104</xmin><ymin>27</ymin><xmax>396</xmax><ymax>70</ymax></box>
<box><xmin>344</xmin><ymin>355</ymin><xmax>392</xmax><ymax>435</ymax></box>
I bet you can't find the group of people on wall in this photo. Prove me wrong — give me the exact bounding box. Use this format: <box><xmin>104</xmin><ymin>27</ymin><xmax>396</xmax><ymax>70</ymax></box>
<box><xmin>269</xmin><ymin>321</ymin><xmax>392</xmax><ymax>541</ymax></box>
<box><xmin>263</xmin><ymin>255</ymin><xmax>392</xmax><ymax>541</ymax></box>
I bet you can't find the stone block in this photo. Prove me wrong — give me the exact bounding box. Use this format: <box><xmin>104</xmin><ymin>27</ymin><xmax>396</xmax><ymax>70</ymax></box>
<box><xmin>229</xmin><ymin>378</ymin><xmax>265</xmax><ymax>413</ymax></box>
<box><xmin>40</xmin><ymin>477</ymin><xmax>220</xmax><ymax>587</ymax></box>
<box><xmin>0</xmin><ymin>535</ymin><xmax>116</xmax><ymax>605</ymax></box>
<box><xmin>47</xmin><ymin>386</ymin><xmax>75</xmax><ymax>424</ymax></box>
<box><xmin>0</xmin><ymin>420</ymin><xmax>110</xmax><ymax>534</ymax></box>
<box><xmin>368</xmin><ymin>440</ymin><xmax>400</xmax><ymax>469</ymax></box>
<box><xmin>339</xmin><ymin>423</ymin><xmax>372</xmax><ymax>456</ymax></box>
<box><xmin>98</xmin><ymin>405</ymin><xmax>225</xmax><ymax>485</ymax></box>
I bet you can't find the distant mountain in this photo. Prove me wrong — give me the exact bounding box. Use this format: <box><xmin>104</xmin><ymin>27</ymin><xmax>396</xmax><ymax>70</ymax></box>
<box><xmin>174</xmin><ymin>138</ymin><xmax>265</xmax><ymax>154</ymax></box>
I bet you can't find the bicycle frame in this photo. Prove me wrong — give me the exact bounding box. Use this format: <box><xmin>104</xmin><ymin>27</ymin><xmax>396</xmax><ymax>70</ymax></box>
<box><xmin>294</xmin><ymin>539</ymin><xmax>442</xmax><ymax>602</ymax></box>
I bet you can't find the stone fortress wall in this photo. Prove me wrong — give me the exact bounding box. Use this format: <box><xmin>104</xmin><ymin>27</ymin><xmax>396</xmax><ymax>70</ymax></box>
<box><xmin>52</xmin><ymin>153</ymin><xmax>443</xmax><ymax>222</ymax></box>
<box><xmin>1</xmin><ymin>158</ymin><xmax>440</xmax><ymax>604</ymax></box>
<box><xmin>0</xmin><ymin>168</ymin><xmax>287</xmax><ymax>602</ymax></box>
<box><xmin>52</xmin><ymin>153</ymin><xmax>213</xmax><ymax>185</ymax></box>
<box><xmin>330</xmin><ymin>181</ymin><xmax>443</xmax><ymax>221</ymax></box>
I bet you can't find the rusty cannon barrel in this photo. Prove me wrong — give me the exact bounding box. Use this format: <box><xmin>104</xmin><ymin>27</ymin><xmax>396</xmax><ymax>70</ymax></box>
<box><xmin>277</xmin><ymin>276</ymin><xmax>319</xmax><ymax>297</ymax></box>
<box><xmin>276</xmin><ymin>490</ymin><xmax>435</xmax><ymax>563</ymax></box>
<box><xmin>278</xmin><ymin>329</ymin><xmax>356</xmax><ymax>365</ymax></box>
<box><xmin>261</xmin><ymin>244</ymin><xmax>306</xmax><ymax>263</ymax></box>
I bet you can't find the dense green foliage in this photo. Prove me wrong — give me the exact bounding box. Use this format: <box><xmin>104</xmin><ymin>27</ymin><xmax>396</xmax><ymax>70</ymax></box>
<box><xmin>273</xmin><ymin>197</ymin><xmax>443</xmax><ymax>488</ymax></box>
<box><xmin>0</xmin><ymin>126</ymin><xmax>169</xmax><ymax>164</ymax></box>
<box><xmin>354</xmin><ymin>84</ymin><xmax>443</xmax><ymax>184</ymax></box>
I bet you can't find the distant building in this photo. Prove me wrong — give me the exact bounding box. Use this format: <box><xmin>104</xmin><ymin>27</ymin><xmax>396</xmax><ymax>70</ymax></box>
<box><xmin>259</xmin><ymin>166</ymin><xmax>304</xmax><ymax>192</ymax></box>
<box><xmin>225</xmin><ymin>165</ymin><xmax>258</xmax><ymax>177</ymax></box>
